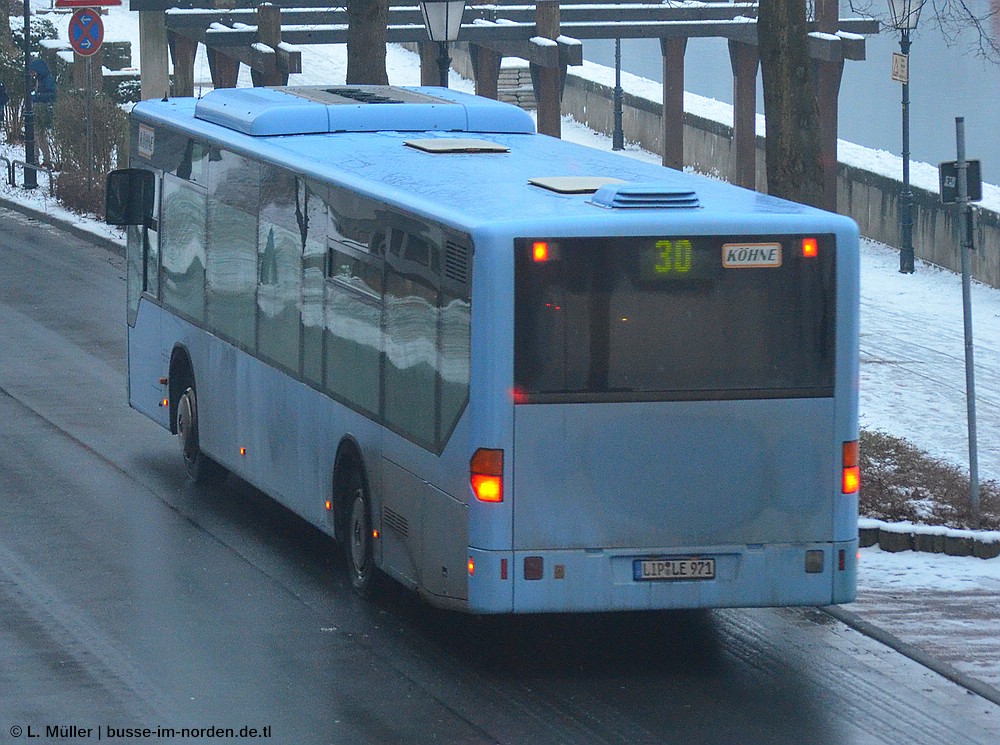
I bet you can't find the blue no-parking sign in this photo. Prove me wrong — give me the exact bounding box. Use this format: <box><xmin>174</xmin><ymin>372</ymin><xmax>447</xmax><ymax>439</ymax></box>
<box><xmin>68</xmin><ymin>8</ymin><xmax>104</xmax><ymax>57</ymax></box>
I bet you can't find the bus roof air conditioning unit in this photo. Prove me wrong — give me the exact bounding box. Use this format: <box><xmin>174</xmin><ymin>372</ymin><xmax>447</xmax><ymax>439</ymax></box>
<box><xmin>193</xmin><ymin>85</ymin><xmax>535</xmax><ymax>136</ymax></box>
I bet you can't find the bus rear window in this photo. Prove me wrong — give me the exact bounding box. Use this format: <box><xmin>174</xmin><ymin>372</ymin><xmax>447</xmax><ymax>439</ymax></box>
<box><xmin>514</xmin><ymin>235</ymin><xmax>836</xmax><ymax>402</ymax></box>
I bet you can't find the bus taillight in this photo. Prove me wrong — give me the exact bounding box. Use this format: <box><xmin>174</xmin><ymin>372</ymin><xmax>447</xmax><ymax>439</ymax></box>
<box><xmin>470</xmin><ymin>448</ymin><xmax>504</xmax><ymax>502</ymax></box>
<box><xmin>802</xmin><ymin>237</ymin><xmax>819</xmax><ymax>257</ymax></box>
<box><xmin>842</xmin><ymin>440</ymin><xmax>860</xmax><ymax>494</ymax></box>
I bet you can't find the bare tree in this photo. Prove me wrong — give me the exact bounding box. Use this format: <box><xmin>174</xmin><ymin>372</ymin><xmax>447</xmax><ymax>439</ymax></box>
<box><xmin>346</xmin><ymin>0</ymin><xmax>390</xmax><ymax>84</ymax></box>
<box><xmin>758</xmin><ymin>0</ymin><xmax>825</xmax><ymax>207</ymax></box>
<box><xmin>850</xmin><ymin>0</ymin><xmax>1000</xmax><ymax>59</ymax></box>
<box><xmin>1</xmin><ymin>0</ymin><xmax>16</xmax><ymax>58</ymax></box>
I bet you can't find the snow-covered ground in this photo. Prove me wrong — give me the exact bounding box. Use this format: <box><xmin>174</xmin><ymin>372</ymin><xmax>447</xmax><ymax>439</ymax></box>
<box><xmin>3</xmin><ymin>1</ymin><xmax>999</xmax><ymax>693</ymax></box>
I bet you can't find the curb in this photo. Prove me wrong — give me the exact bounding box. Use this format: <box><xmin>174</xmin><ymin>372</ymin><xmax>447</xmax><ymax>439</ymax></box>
<box><xmin>859</xmin><ymin>523</ymin><xmax>1000</xmax><ymax>560</ymax></box>
<box><xmin>0</xmin><ymin>192</ymin><xmax>125</xmax><ymax>257</ymax></box>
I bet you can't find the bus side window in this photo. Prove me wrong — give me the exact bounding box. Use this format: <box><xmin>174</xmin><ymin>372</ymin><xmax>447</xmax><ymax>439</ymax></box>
<box><xmin>258</xmin><ymin>164</ymin><xmax>302</xmax><ymax>374</ymax></box>
<box><xmin>324</xmin><ymin>242</ymin><xmax>382</xmax><ymax>416</ymax></box>
<box><xmin>302</xmin><ymin>179</ymin><xmax>328</xmax><ymax>388</ymax></box>
<box><xmin>160</xmin><ymin>173</ymin><xmax>207</xmax><ymax>325</ymax></box>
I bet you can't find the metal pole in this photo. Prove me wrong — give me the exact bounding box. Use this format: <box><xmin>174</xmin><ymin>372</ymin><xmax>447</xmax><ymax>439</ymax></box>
<box><xmin>612</xmin><ymin>38</ymin><xmax>624</xmax><ymax>150</ymax></box>
<box><xmin>898</xmin><ymin>29</ymin><xmax>913</xmax><ymax>273</ymax></box>
<box><xmin>955</xmin><ymin>117</ymin><xmax>981</xmax><ymax>524</ymax></box>
<box><xmin>437</xmin><ymin>40</ymin><xmax>450</xmax><ymax>88</ymax></box>
<box><xmin>86</xmin><ymin>57</ymin><xmax>94</xmax><ymax>192</ymax></box>
<box><xmin>23</xmin><ymin>0</ymin><xmax>37</xmax><ymax>190</ymax></box>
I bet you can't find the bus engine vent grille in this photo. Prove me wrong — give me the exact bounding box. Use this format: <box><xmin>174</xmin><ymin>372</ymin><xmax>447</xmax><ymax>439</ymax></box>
<box><xmin>444</xmin><ymin>241</ymin><xmax>470</xmax><ymax>284</ymax></box>
<box><xmin>589</xmin><ymin>184</ymin><xmax>700</xmax><ymax>210</ymax></box>
<box><xmin>383</xmin><ymin>506</ymin><xmax>410</xmax><ymax>539</ymax></box>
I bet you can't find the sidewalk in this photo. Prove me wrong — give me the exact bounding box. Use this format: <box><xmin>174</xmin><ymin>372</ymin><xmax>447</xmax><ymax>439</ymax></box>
<box><xmin>848</xmin><ymin>546</ymin><xmax>1000</xmax><ymax>698</ymax></box>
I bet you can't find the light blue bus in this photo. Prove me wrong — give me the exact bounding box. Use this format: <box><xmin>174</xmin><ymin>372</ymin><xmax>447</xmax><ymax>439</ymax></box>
<box><xmin>107</xmin><ymin>85</ymin><xmax>859</xmax><ymax>614</ymax></box>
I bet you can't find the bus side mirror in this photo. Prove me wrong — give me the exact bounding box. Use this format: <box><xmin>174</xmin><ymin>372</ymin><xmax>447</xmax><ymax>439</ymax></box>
<box><xmin>105</xmin><ymin>168</ymin><xmax>155</xmax><ymax>227</ymax></box>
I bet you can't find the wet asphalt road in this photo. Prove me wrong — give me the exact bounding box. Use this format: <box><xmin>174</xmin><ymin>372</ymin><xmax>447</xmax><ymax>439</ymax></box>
<box><xmin>1</xmin><ymin>207</ymin><xmax>998</xmax><ymax>744</ymax></box>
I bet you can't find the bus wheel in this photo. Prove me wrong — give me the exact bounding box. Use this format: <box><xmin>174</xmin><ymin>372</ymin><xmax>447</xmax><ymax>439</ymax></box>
<box><xmin>346</xmin><ymin>471</ymin><xmax>378</xmax><ymax>597</ymax></box>
<box><xmin>176</xmin><ymin>386</ymin><xmax>224</xmax><ymax>484</ymax></box>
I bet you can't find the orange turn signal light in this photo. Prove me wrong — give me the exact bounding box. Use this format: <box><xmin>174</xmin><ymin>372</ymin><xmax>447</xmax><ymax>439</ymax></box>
<box><xmin>802</xmin><ymin>237</ymin><xmax>819</xmax><ymax>258</ymax></box>
<box><xmin>470</xmin><ymin>448</ymin><xmax>504</xmax><ymax>503</ymax></box>
<box><xmin>842</xmin><ymin>440</ymin><xmax>860</xmax><ymax>494</ymax></box>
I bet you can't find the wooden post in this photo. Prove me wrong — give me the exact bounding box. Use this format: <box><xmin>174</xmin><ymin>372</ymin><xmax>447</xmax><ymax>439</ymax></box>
<box><xmin>167</xmin><ymin>32</ymin><xmax>197</xmax><ymax>97</ymax></box>
<box><xmin>660</xmin><ymin>36</ymin><xmax>687</xmax><ymax>170</ymax></box>
<box><xmin>418</xmin><ymin>42</ymin><xmax>437</xmax><ymax>87</ymax></box>
<box><xmin>728</xmin><ymin>40</ymin><xmax>759</xmax><ymax>190</ymax></box>
<box><xmin>815</xmin><ymin>59</ymin><xmax>844</xmax><ymax>212</ymax></box>
<box><xmin>470</xmin><ymin>44</ymin><xmax>501</xmax><ymax>100</ymax></box>
<box><xmin>207</xmin><ymin>48</ymin><xmax>240</xmax><ymax>89</ymax></box>
<box><xmin>253</xmin><ymin>3</ymin><xmax>286</xmax><ymax>86</ymax></box>
<box><xmin>533</xmin><ymin>0</ymin><xmax>561</xmax><ymax>138</ymax></box>
<box><xmin>138</xmin><ymin>10</ymin><xmax>170</xmax><ymax>100</ymax></box>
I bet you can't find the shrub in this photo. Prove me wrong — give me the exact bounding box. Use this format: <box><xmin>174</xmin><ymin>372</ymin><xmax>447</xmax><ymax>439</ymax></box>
<box><xmin>113</xmin><ymin>78</ymin><xmax>141</xmax><ymax>105</ymax></box>
<box><xmin>51</xmin><ymin>88</ymin><xmax>128</xmax><ymax>217</ymax></box>
<box><xmin>860</xmin><ymin>429</ymin><xmax>1000</xmax><ymax>530</ymax></box>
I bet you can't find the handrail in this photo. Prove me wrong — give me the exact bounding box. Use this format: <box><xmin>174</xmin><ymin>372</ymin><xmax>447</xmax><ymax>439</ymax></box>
<box><xmin>0</xmin><ymin>155</ymin><xmax>13</xmax><ymax>187</ymax></box>
<box><xmin>8</xmin><ymin>159</ymin><xmax>56</xmax><ymax>197</ymax></box>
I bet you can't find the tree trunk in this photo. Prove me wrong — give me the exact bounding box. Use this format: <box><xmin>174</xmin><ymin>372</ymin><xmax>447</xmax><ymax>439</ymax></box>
<box><xmin>0</xmin><ymin>0</ymin><xmax>16</xmax><ymax>58</ymax></box>
<box><xmin>346</xmin><ymin>0</ymin><xmax>390</xmax><ymax>85</ymax></box>
<box><xmin>758</xmin><ymin>0</ymin><xmax>824</xmax><ymax>208</ymax></box>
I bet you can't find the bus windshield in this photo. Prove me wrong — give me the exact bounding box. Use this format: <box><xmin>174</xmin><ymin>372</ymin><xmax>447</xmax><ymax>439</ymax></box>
<box><xmin>514</xmin><ymin>235</ymin><xmax>836</xmax><ymax>402</ymax></box>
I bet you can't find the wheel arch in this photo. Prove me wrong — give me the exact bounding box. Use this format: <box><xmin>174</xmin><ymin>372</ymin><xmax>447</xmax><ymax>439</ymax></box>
<box><xmin>331</xmin><ymin>436</ymin><xmax>371</xmax><ymax>545</ymax></box>
<box><xmin>168</xmin><ymin>344</ymin><xmax>195</xmax><ymax>435</ymax></box>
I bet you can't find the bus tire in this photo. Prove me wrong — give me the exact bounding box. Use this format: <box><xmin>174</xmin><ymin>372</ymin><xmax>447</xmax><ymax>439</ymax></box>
<box><xmin>345</xmin><ymin>470</ymin><xmax>378</xmax><ymax>598</ymax></box>
<box><xmin>176</xmin><ymin>386</ymin><xmax>225</xmax><ymax>484</ymax></box>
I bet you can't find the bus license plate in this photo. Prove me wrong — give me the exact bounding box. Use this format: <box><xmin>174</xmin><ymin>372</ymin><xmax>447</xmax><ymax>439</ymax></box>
<box><xmin>634</xmin><ymin>558</ymin><xmax>716</xmax><ymax>581</ymax></box>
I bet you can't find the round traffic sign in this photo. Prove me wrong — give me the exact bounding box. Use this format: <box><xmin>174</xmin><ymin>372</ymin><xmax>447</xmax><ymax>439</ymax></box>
<box><xmin>68</xmin><ymin>8</ymin><xmax>104</xmax><ymax>57</ymax></box>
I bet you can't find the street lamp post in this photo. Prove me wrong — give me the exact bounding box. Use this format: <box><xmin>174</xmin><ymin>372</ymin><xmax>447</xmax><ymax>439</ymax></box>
<box><xmin>419</xmin><ymin>0</ymin><xmax>467</xmax><ymax>88</ymax></box>
<box><xmin>612</xmin><ymin>38</ymin><xmax>624</xmax><ymax>150</ymax></box>
<box><xmin>23</xmin><ymin>0</ymin><xmax>37</xmax><ymax>190</ymax></box>
<box><xmin>888</xmin><ymin>0</ymin><xmax>923</xmax><ymax>274</ymax></box>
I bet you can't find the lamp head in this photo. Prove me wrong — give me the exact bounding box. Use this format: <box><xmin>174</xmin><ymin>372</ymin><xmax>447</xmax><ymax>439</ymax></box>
<box><xmin>888</xmin><ymin>0</ymin><xmax>923</xmax><ymax>30</ymax></box>
<box><xmin>419</xmin><ymin>0</ymin><xmax>467</xmax><ymax>42</ymax></box>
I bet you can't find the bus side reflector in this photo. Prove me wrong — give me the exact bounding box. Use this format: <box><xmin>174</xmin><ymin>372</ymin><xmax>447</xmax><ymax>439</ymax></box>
<box><xmin>842</xmin><ymin>440</ymin><xmax>860</xmax><ymax>494</ymax></box>
<box><xmin>501</xmin><ymin>558</ymin><xmax>508</xmax><ymax>580</ymax></box>
<box><xmin>470</xmin><ymin>448</ymin><xmax>504</xmax><ymax>502</ymax></box>
<box><xmin>802</xmin><ymin>237</ymin><xmax>819</xmax><ymax>257</ymax></box>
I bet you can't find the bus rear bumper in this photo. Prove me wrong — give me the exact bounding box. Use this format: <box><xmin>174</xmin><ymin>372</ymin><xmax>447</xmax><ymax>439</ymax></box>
<box><xmin>467</xmin><ymin>540</ymin><xmax>858</xmax><ymax>614</ymax></box>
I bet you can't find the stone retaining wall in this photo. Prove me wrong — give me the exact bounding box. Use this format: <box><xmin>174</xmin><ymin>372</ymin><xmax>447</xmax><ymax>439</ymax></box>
<box><xmin>859</xmin><ymin>521</ymin><xmax>1000</xmax><ymax>559</ymax></box>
